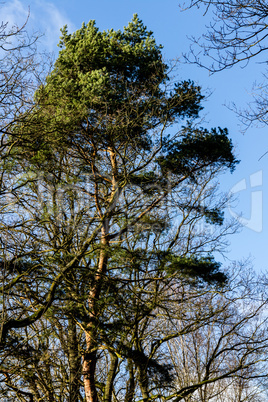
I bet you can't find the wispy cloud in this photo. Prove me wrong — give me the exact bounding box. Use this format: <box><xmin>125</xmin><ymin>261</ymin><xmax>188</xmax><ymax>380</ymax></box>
<box><xmin>31</xmin><ymin>0</ymin><xmax>75</xmax><ymax>51</ymax></box>
<box><xmin>1</xmin><ymin>0</ymin><xmax>75</xmax><ymax>52</ymax></box>
<box><xmin>1</xmin><ymin>0</ymin><xmax>29</xmax><ymax>30</ymax></box>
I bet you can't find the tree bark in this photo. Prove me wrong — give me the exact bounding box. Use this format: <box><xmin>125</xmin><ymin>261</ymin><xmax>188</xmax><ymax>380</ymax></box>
<box><xmin>83</xmin><ymin>344</ymin><xmax>99</xmax><ymax>402</ymax></box>
<box><xmin>137</xmin><ymin>364</ymin><xmax>150</xmax><ymax>402</ymax></box>
<box><xmin>125</xmin><ymin>359</ymin><xmax>135</xmax><ymax>402</ymax></box>
<box><xmin>68</xmin><ymin>317</ymin><xmax>80</xmax><ymax>402</ymax></box>
<box><xmin>104</xmin><ymin>352</ymin><xmax>118</xmax><ymax>402</ymax></box>
<box><xmin>83</xmin><ymin>228</ymin><xmax>109</xmax><ymax>402</ymax></box>
<box><xmin>83</xmin><ymin>148</ymin><xmax>117</xmax><ymax>402</ymax></box>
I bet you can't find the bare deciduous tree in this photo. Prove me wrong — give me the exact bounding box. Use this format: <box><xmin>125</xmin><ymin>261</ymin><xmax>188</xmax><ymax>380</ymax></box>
<box><xmin>2</xmin><ymin>14</ymin><xmax>266</xmax><ymax>402</ymax></box>
<box><xmin>182</xmin><ymin>0</ymin><xmax>268</xmax><ymax>127</ymax></box>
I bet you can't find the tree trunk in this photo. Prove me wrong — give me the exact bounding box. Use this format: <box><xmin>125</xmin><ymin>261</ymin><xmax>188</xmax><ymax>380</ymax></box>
<box><xmin>125</xmin><ymin>359</ymin><xmax>135</xmax><ymax>402</ymax></box>
<box><xmin>104</xmin><ymin>352</ymin><xmax>118</xmax><ymax>402</ymax></box>
<box><xmin>68</xmin><ymin>317</ymin><xmax>80</xmax><ymax>402</ymax></box>
<box><xmin>137</xmin><ymin>364</ymin><xmax>149</xmax><ymax>402</ymax></box>
<box><xmin>83</xmin><ymin>148</ymin><xmax>117</xmax><ymax>402</ymax></box>
<box><xmin>83</xmin><ymin>342</ymin><xmax>98</xmax><ymax>402</ymax></box>
<box><xmin>83</xmin><ymin>228</ymin><xmax>109</xmax><ymax>402</ymax></box>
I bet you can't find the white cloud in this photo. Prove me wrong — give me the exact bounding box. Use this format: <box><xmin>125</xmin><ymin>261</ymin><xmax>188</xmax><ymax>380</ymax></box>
<box><xmin>1</xmin><ymin>0</ymin><xmax>29</xmax><ymax>31</ymax></box>
<box><xmin>1</xmin><ymin>0</ymin><xmax>75</xmax><ymax>52</ymax></box>
<box><xmin>32</xmin><ymin>0</ymin><xmax>75</xmax><ymax>51</ymax></box>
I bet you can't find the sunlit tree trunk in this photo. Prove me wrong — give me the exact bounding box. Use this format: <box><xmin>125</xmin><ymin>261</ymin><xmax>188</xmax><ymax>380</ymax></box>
<box><xmin>83</xmin><ymin>228</ymin><xmax>109</xmax><ymax>402</ymax></box>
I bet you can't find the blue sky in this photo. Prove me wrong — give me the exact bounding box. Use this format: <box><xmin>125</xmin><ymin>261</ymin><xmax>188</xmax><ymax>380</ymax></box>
<box><xmin>4</xmin><ymin>0</ymin><xmax>268</xmax><ymax>271</ymax></box>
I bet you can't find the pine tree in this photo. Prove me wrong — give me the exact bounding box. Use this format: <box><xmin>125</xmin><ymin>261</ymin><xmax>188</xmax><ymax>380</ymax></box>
<box><xmin>1</xmin><ymin>15</ymin><xmax>240</xmax><ymax>402</ymax></box>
